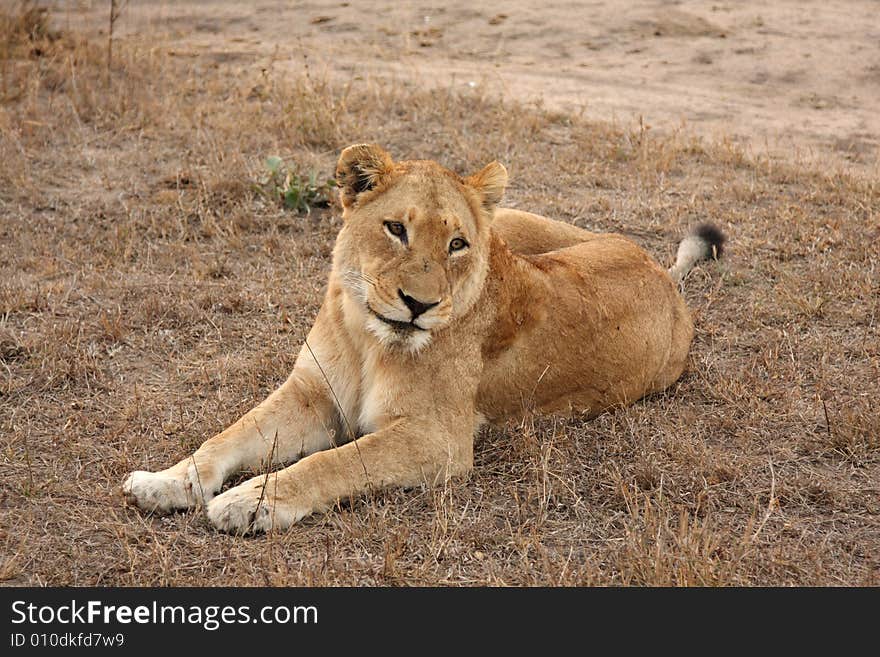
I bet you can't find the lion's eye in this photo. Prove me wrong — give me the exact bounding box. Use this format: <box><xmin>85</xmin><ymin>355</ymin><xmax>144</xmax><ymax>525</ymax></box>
<box><xmin>449</xmin><ymin>237</ymin><xmax>469</xmax><ymax>253</ymax></box>
<box><xmin>384</xmin><ymin>221</ymin><xmax>408</xmax><ymax>244</ymax></box>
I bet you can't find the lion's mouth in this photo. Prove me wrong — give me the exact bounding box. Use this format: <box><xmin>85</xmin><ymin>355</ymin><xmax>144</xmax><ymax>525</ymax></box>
<box><xmin>369</xmin><ymin>308</ymin><xmax>426</xmax><ymax>332</ymax></box>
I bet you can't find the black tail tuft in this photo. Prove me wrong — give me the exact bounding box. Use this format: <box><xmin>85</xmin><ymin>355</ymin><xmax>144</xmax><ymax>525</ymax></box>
<box><xmin>694</xmin><ymin>223</ymin><xmax>726</xmax><ymax>260</ymax></box>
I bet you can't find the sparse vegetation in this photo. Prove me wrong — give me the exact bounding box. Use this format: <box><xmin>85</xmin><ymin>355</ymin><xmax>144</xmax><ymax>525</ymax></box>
<box><xmin>257</xmin><ymin>156</ymin><xmax>337</xmax><ymax>214</ymax></box>
<box><xmin>0</xmin><ymin>6</ymin><xmax>877</xmax><ymax>586</ymax></box>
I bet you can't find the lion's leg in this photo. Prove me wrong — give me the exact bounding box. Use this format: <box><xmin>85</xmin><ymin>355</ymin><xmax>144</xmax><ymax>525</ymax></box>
<box><xmin>122</xmin><ymin>333</ymin><xmax>349</xmax><ymax>514</ymax></box>
<box><xmin>206</xmin><ymin>418</ymin><xmax>473</xmax><ymax>534</ymax></box>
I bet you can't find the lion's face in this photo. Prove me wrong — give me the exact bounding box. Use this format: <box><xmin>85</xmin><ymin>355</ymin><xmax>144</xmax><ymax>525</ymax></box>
<box><xmin>332</xmin><ymin>145</ymin><xmax>507</xmax><ymax>352</ymax></box>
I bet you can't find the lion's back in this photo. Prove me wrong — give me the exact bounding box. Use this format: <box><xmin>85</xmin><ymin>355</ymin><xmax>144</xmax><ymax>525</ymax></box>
<box><xmin>476</xmin><ymin>233</ymin><xmax>692</xmax><ymax>421</ymax></box>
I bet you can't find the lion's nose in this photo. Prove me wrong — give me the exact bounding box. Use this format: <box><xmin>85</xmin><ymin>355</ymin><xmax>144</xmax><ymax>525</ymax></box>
<box><xmin>398</xmin><ymin>289</ymin><xmax>439</xmax><ymax>319</ymax></box>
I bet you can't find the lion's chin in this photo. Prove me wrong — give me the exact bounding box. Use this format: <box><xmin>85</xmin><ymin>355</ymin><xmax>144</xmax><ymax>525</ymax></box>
<box><xmin>364</xmin><ymin>314</ymin><xmax>433</xmax><ymax>354</ymax></box>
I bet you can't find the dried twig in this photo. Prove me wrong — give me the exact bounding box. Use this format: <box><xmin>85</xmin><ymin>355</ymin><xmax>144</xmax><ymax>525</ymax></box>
<box><xmin>188</xmin><ymin>455</ymin><xmax>207</xmax><ymax>510</ymax></box>
<box><xmin>106</xmin><ymin>0</ymin><xmax>128</xmax><ymax>84</ymax></box>
<box><xmin>304</xmin><ymin>338</ymin><xmax>371</xmax><ymax>488</ymax></box>
<box><xmin>751</xmin><ymin>457</ymin><xmax>777</xmax><ymax>541</ymax></box>
<box><xmin>251</xmin><ymin>428</ymin><xmax>279</xmax><ymax>534</ymax></box>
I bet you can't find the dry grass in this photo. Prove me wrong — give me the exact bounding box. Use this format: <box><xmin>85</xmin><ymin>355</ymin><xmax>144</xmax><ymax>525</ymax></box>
<box><xmin>1</xmin><ymin>6</ymin><xmax>878</xmax><ymax>586</ymax></box>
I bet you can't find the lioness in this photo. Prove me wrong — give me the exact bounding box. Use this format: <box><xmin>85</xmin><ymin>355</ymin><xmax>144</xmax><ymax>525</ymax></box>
<box><xmin>123</xmin><ymin>144</ymin><xmax>724</xmax><ymax>533</ymax></box>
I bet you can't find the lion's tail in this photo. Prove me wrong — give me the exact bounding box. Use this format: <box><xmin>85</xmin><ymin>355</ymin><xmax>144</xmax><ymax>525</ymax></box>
<box><xmin>668</xmin><ymin>223</ymin><xmax>726</xmax><ymax>283</ymax></box>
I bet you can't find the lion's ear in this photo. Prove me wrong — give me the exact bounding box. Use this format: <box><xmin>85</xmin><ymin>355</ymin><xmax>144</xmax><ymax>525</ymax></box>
<box><xmin>466</xmin><ymin>161</ymin><xmax>508</xmax><ymax>214</ymax></box>
<box><xmin>336</xmin><ymin>143</ymin><xmax>394</xmax><ymax>208</ymax></box>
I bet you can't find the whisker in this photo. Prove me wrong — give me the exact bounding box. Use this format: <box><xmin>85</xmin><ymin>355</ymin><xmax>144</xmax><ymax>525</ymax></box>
<box><xmin>341</xmin><ymin>270</ymin><xmax>377</xmax><ymax>305</ymax></box>
<box><xmin>343</xmin><ymin>269</ymin><xmax>376</xmax><ymax>288</ymax></box>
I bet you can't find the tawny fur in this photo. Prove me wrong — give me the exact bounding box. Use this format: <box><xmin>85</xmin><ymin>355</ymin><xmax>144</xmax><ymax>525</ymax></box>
<box><xmin>122</xmin><ymin>144</ymin><xmax>711</xmax><ymax>534</ymax></box>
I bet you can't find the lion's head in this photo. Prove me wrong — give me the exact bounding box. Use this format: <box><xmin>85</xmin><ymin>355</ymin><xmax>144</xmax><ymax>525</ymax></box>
<box><xmin>332</xmin><ymin>144</ymin><xmax>507</xmax><ymax>352</ymax></box>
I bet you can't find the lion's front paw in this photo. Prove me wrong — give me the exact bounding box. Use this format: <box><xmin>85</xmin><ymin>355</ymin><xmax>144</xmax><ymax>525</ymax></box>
<box><xmin>122</xmin><ymin>463</ymin><xmax>219</xmax><ymax>514</ymax></box>
<box><xmin>122</xmin><ymin>470</ymin><xmax>191</xmax><ymax>514</ymax></box>
<box><xmin>206</xmin><ymin>476</ymin><xmax>307</xmax><ymax>535</ymax></box>
<box><xmin>206</xmin><ymin>479</ymin><xmax>274</xmax><ymax>534</ymax></box>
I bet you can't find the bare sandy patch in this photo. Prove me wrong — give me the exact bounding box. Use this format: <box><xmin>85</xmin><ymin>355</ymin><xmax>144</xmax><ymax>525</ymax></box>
<box><xmin>63</xmin><ymin>0</ymin><xmax>880</xmax><ymax>174</ymax></box>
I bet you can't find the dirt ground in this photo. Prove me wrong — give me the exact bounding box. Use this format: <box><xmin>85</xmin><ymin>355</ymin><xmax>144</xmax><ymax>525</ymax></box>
<box><xmin>0</xmin><ymin>2</ymin><xmax>878</xmax><ymax>586</ymax></box>
<box><xmin>65</xmin><ymin>0</ymin><xmax>880</xmax><ymax>173</ymax></box>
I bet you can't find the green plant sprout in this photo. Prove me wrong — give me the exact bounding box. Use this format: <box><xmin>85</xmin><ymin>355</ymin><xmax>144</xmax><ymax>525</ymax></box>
<box><xmin>258</xmin><ymin>156</ymin><xmax>337</xmax><ymax>214</ymax></box>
